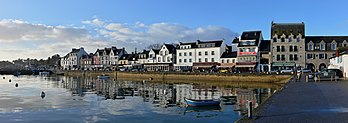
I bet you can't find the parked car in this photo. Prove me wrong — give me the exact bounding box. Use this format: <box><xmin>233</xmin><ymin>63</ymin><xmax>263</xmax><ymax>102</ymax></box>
<box><xmin>280</xmin><ymin>69</ymin><xmax>293</xmax><ymax>73</ymax></box>
<box><xmin>219</xmin><ymin>69</ymin><xmax>229</xmax><ymax>73</ymax></box>
<box><xmin>297</xmin><ymin>68</ymin><xmax>312</xmax><ymax>73</ymax></box>
<box><xmin>308</xmin><ymin>68</ymin><xmax>343</xmax><ymax>80</ymax></box>
<box><xmin>269</xmin><ymin>70</ymin><xmax>280</xmax><ymax>74</ymax></box>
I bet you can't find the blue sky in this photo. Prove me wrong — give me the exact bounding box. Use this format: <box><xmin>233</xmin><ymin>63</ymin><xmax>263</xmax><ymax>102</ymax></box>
<box><xmin>0</xmin><ymin>0</ymin><xmax>347</xmax><ymax>60</ymax></box>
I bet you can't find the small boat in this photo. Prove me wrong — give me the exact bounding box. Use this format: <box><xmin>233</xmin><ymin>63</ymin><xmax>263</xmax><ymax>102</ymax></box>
<box><xmin>39</xmin><ymin>71</ymin><xmax>50</xmax><ymax>76</ymax></box>
<box><xmin>13</xmin><ymin>71</ymin><xmax>21</xmax><ymax>76</ymax></box>
<box><xmin>184</xmin><ymin>98</ymin><xmax>220</xmax><ymax>107</ymax></box>
<box><xmin>97</xmin><ymin>75</ymin><xmax>110</xmax><ymax>79</ymax></box>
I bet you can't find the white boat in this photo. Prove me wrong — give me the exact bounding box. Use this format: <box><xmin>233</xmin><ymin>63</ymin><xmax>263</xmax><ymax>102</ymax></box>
<box><xmin>97</xmin><ymin>75</ymin><xmax>110</xmax><ymax>79</ymax></box>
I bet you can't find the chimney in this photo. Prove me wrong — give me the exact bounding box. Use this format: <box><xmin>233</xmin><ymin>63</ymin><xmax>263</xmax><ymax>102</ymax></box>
<box><xmin>135</xmin><ymin>48</ymin><xmax>137</xmax><ymax>54</ymax></box>
<box><xmin>122</xmin><ymin>47</ymin><xmax>125</xmax><ymax>55</ymax></box>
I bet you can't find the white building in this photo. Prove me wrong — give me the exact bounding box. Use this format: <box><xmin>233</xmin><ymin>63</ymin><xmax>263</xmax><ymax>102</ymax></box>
<box><xmin>61</xmin><ymin>47</ymin><xmax>88</xmax><ymax>70</ymax></box>
<box><xmin>329</xmin><ymin>51</ymin><xmax>348</xmax><ymax>77</ymax></box>
<box><xmin>93</xmin><ymin>47</ymin><xmax>126</xmax><ymax>69</ymax></box>
<box><xmin>174</xmin><ymin>40</ymin><xmax>226</xmax><ymax>71</ymax></box>
<box><xmin>144</xmin><ymin>44</ymin><xmax>176</xmax><ymax>71</ymax></box>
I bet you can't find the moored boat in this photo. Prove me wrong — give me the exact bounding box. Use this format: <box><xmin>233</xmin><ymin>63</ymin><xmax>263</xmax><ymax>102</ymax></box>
<box><xmin>97</xmin><ymin>75</ymin><xmax>110</xmax><ymax>79</ymax></box>
<box><xmin>184</xmin><ymin>98</ymin><xmax>220</xmax><ymax>107</ymax></box>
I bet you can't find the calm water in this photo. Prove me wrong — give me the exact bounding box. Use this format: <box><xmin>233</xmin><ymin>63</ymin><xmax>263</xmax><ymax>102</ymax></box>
<box><xmin>0</xmin><ymin>75</ymin><xmax>277</xmax><ymax>123</ymax></box>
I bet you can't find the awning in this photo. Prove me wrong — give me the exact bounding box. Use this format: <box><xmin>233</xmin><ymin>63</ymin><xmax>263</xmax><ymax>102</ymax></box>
<box><xmin>235</xmin><ymin>65</ymin><xmax>255</xmax><ymax>68</ymax></box>
<box><xmin>272</xmin><ymin>62</ymin><xmax>296</xmax><ymax>67</ymax></box>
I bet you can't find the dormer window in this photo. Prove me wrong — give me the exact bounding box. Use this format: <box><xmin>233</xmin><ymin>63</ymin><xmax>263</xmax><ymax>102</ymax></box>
<box><xmin>331</xmin><ymin>43</ymin><xmax>337</xmax><ymax>50</ymax></box>
<box><xmin>273</xmin><ymin>38</ymin><xmax>277</xmax><ymax>42</ymax></box>
<box><xmin>320</xmin><ymin>43</ymin><xmax>326</xmax><ymax>51</ymax></box>
<box><xmin>281</xmin><ymin>37</ymin><xmax>285</xmax><ymax>42</ymax></box>
<box><xmin>289</xmin><ymin>37</ymin><xmax>293</xmax><ymax>42</ymax></box>
<box><xmin>296</xmin><ymin>37</ymin><xmax>301</xmax><ymax>42</ymax></box>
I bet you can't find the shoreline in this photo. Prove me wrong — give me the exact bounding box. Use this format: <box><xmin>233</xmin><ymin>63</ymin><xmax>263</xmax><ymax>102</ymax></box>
<box><xmin>64</xmin><ymin>71</ymin><xmax>292</xmax><ymax>84</ymax></box>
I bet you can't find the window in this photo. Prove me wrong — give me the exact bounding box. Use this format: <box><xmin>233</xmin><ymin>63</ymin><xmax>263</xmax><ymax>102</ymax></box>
<box><xmin>294</xmin><ymin>54</ymin><xmax>298</xmax><ymax>61</ymax></box>
<box><xmin>308</xmin><ymin>44</ymin><xmax>313</xmax><ymax>50</ymax></box>
<box><xmin>289</xmin><ymin>46</ymin><xmax>293</xmax><ymax>52</ymax></box>
<box><xmin>199</xmin><ymin>52</ymin><xmax>202</xmax><ymax>56</ymax></box>
<box><xmin>179</xmin><ymin>53</ymin><xmax>182</xmax><ymax>56</ymax></box>
<box><xmin>281</xmin><ymin>55</ymin><xmax>285</xmax><ymax>61</ymax></box>
<box><xmin>281</xmin><ymin>37</ymin><xmax>285</xmax><ymax>42</ymax></box>
<box><xmin>211</xmin><ymin>58</ymin><xmax>215</xmax><ymax>62</ymax></box>
<box><xmin>289</xmin><ymin>37</ymin><xmax>293</xmax><ymax>42</ymax></box>
<box><xmin>273</xmin><ymin>38</ymin><xmax>277</xmax><ymax>42</ymax></box>
<box><xmin>289</xmin><ymin>54</ymin><xmax>293</xmax><ymax>61</ymax></box>
<box><xmin>211</xmin><ymin>51</ymin><xmax>215</xmax><ymax>55</ymax></box>
<box><xmin>158</xmin><ymin>57</ymin><xmax>161</xmax><ymax>62</ymax></box>
<box><xmin>276</xmin><ymin>46</ymin><xmax>280</xmax><ymax>52</ymax></box>
<box><xmin>276</xmin><ymin>55</ymin><xmax>280</xmax><ymax>61</ymax></box>
<box><xmin>221</xmin><ymin>59</ymin><xmax>224</xmax><ymax>63</ymax></box>
<box><xmin>227</xmin><ymin>59</ymin><xmax>230</xmax><ymax>63</ymax></box>
<box><xmin>205</xmin><ymin>51</ymin><xmax>208</xmax><ymax>55</ymax></box>
<box><xmin>307</xmin><ymin>54</ymin><xmax>314</xmax><ymax>59</ymax></box>
<box><xmin>281</xmin><ymin>46</ymin><xmax>285</xmax><ymax>52</ymax></box>
<box><xmin>205</xmin><ymin>58</ymin><xmax>208</xmax><ymax>62</ymax></box>
<box><xmin>179</xmin><ymin>59</ymin><xmax>182</xmax><ymax>63</ymax></box>
<box><xmin>320</xmin><ymin>43</ymin><xmax>325</xmax><ymax>50</ymax></box>
<box><xmin>184</xmin><ymin>59</ymin><xmax>187</xmax><ymax>62</ymax></box>
<box><xmin>189</xmin><ymin>59</ymin><xmax>192</xmax><ymax>62</ymax></box>
<box><xmin>297</xmin><ymin>37</ymin><xmax>301</xmax><ymax>42</ymax></box>
<box><xmin>167</xmin><ymin>57</ymin><xmax>170</xmax><ymax>62</ymax></box>
<box><xmin>184</xmin><ymin>52</ymin><xmax>187</xmax><ymax>56</ymax></box>
<box><xmin>294</xmin><ymin>46</ymin><xmax>298</xmax><ymax>52</ymax></box>
<box><xmin>189</xmin><ymin>52</ymin><xmax>192</xmax><ymax>56</ymax></box>
<box><xmin>319</xmin><ymin>54</ymin><xmax>325</xmax><ymax>59</ymax></box>
<box><xmin>198</xmin><ymin>58</ymin><xmax>201</xmax><ymax>62</ymax></box>
<box><xmin>250</xmin><ymin>48</ymin><xmax>255</xmax><ymax>52</ymax></box>
<box><xmin>331</xmin><ymin>43</ymin><xmax>337</xmax><ymax>50</ymax></box>
<box><xmin>232</xmin><ymin>59</ymin><xmax>235</xmax><ymax>63</ymax></box>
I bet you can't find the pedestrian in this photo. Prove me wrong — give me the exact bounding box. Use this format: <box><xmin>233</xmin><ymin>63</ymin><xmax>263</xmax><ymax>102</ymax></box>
<box><xmin>297</xmin><ymin>71</ymin><xmax>301</xmax><ymax>82</ymax></box>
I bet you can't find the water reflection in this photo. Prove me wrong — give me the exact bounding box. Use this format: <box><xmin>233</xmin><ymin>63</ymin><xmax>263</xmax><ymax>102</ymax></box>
<box><xmin>0</xmin><ymin>75</ymin><xmax>277</xmax><ymax>123</ymax></box>
<box><xmin>61</xmin><ymin>76</ymin><xmax>276</xmax><ymax>116</ymax></box>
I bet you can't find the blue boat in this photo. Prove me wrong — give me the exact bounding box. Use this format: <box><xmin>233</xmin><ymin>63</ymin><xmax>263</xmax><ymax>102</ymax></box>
<box><xmin>184</xmin><ymin>98</ymin><xmax>220</xmax><ymax>107</ymax></box>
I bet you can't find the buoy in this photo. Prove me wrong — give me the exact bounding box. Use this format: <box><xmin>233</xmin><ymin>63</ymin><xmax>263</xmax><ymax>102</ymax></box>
<box><xmin>149</xmin><ymin>77</ymin><xmax>153</xmax><ymax>81</ymax></box>
<box><xmin>9</xmin><ymin>79</ymin><xmax>11</xmax><ymax>82</ymax></box>
<box><xmin>15</xmin><ymin>83</ymin><xmax>18</xmax><ymax>87</ymax></box>
<box><xmin>3</xmin><ymin>77</ymin><xmax>5</xmax><ymax>79</ymax></box>
<box><xmin>41</xmin><ymin>91</ymin><xmax>45</xmax><ymax>99</ymax></box>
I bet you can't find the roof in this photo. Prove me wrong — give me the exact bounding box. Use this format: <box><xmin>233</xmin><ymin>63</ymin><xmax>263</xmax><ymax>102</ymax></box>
<box><xmin>178</xmin><ymin>40</ymin><xmax>224</xmax><ymax>48</ymax></box>
<box><xmin>235</xmin><ymin>31</ymin><xmax>263</xmax><ymax>47</ymax></box>
<box><xmin>151</xmin><ymin>49</ymin><xmax>160</xmax><ymax>54</ymax></box>
<box><xmin>164</xmin><ymin>44</ymin><xmax>176</xmax><ymax>54</ymax></box>
<box><xmin>271</xmin><ymin>22</ymin><xmax>305</xmax><ymax>37</ymax></box>
<box><xmin>221</xmin><ymin>51</ymin><xmax>237</xmax><ymax>58</ymax></box>
<box><xmin>305</xmin><ymin>36</ymin><xmax>348</xmax><ymax>43</ymax></box>
<box><xmin>119</xmin><ymin>54</ymin><xmax>137</xmax><ymax>61</ymax></box>
<box><xmin>260</xmin><ymin>40</ymin><xmax>270</xmax><ymax>52</ymax></box>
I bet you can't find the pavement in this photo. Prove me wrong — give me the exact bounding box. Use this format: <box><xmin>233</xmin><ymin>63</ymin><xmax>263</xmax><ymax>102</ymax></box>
<box><xmin>242</xmin><ymin>74</ymin><xmax>348</xmax><ymax>123</ymax></box>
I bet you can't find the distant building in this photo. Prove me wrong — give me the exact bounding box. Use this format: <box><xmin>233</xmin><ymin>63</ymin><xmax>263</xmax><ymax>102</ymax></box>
<box><xmin>144</xmin><ymin>44</ymin><xmax>176</xmax><ymax>71</ymax></box>
<box><xmin>270</xmin><ymin>22</ymin><xmax>305</xmax><ymax>71</ymax></box>
<box><xmin>234</xmin><ymin>31</ymin><xmax>263</xmax><ymax>72</ymax></box>
<box><xmin>61</xmin><ymin>47</ymin><xmax>88</xmax><ymax>70</ymax></box>
<box><xmin>220</xmin><ymin>51</ymin><xmax>237</xmax><ymax>71</ymax></box>
<box><xmin>259</xmin><ymin>40</ymin><xmax>271</xmax><ymax>72</ymax></box>
<box><xmin>92</xmin><ymin>47</ymin><xmax>126</xmax><ymax>70</ymax></box>
<box><xmin>80</xmin><ymin>53</ymin><xmax>94</xmax><ymax>70</ymax></box>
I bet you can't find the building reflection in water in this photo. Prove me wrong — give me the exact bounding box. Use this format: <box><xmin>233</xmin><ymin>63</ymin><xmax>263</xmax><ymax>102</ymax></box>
<box><xmin>60</xmin><ymin>76</ymin><xmax>276</xmax><ymax>114</ymax></box>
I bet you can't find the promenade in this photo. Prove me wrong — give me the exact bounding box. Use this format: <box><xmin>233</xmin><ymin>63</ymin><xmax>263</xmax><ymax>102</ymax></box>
<box><xmin>245</xmin><ymin>75</ymin><xmax>348</xmax><ymax>123</ymax></box>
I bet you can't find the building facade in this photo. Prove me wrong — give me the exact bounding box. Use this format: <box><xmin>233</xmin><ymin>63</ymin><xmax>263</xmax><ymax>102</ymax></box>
<box><xmin>305</xmin><ymin>36</ymin><xmax>348</xmax><ymax>71</ymax></box>
<box><xmin>175</xmin><ymin>40</ymin><xmax>226</xmax><ymax>71</ymax></box>
<box><xmin>234</xmin><ymin>31</ymin><xmax>263</xmax><ymax>72</ymax></box>
<box><xmin>270</xmin><ymin>22</ymin><xmax>306</xmax><ymax>71</ymax></box>
<box><xmin>60</xmin><ymin>47</ymin><xmax>88</xmax><ymax>70</ymax></box>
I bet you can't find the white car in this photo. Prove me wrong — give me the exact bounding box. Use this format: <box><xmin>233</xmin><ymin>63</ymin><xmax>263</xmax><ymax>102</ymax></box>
<box><xmin>281</xmin><ymin>69</ymin><xmax>293</xmax><ymax>73</ymax></box>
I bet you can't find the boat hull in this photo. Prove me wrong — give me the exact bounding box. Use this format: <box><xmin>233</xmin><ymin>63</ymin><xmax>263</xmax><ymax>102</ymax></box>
<box><xmin>185</xmin><ymin>98</ymin><xmax>220</xmax><ymax>106</ymax></box>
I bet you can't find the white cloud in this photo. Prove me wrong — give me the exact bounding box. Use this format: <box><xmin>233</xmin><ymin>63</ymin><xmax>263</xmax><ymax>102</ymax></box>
<box><xmin>0</xmin><ymin>18</ymin><xmax>239</xmax><ymax>61</ymax></box>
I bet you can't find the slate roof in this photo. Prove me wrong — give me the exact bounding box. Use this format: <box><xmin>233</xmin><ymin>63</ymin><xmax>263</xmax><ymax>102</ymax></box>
<box><xmin>178</xmin><ymin>40</ymin><xmax>224</xmax><ymax>48</ymax></box>
<box><xmin>271</xmin><ymin>22</ymin><xmax>305</xmax><ymax>37</ymax></box>
<box><xmin>164</xmin><ymin>44</ymin><xmax>176</xmax><ymax>54</ymax></box>
<box><xmin>152</xmin><ymin>49</ymin><xmax>160</xmax><ymax>54</ymax></box>
<box><xmin>305</xmin><ymin>36</ymin><xmax>348</xmax><ymax>44</ymax></box>
<box><xmin>234</xmin><ymin>31</ymin><xmax>262</xmax><ymax>47</ymax></box>
<box><xmin>221</xmin><ymin>51</ymin><xmax>237</xmax><ymax>58</ymax></box>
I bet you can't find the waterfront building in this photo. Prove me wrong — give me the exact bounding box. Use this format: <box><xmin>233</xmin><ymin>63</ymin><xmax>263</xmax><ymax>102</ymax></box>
<box><xmin>329</xmin><ymin>50</ymin><xmax>348</xmax><ymax>77</ymax></box>
<box><xmin>234</xmin><ymin>31</ymin><xmax>263</xmax><ymax>72</ymax></box>
<box><xmin>92</xmin><ymin>47</ymin><xmax>126</xmax><ymax>70</ymax></box>
<box><xmin>305</xmin><ymin>36</ymin><xmax>348</xmax><ymax>71</ymax></box>
<box><xmin>220</xmin><ymin>50</ymin><xmax>237</xmax><ymax>72</ymax></box>
<box><xmin>118</xmin><ymin>53</ymin><xmax>138</xmax><ymax>70</ymax></box>
<box><xmin>80</xmin><ymin>53</ymin><xmax>94</xmax><ymax>70</ymax></box>
<box><xmin>144</xmin><ymin>44</ymin><xmax>176</xmax><ymax>71</ymax></box>
<box><xmin>270</xmin><ymin>22</ymin><xmax>306</xmax><ymax>71</ymax></box>
<box><xmin>175</xmin><ymin>40</ymin><xmax>226</xmax><ymax>71</ymax></box>
<box><xmin>137</xmin><ymin>50</ymin><xmax>150</xmax><ymax>64</ymax></box>
<box><xmin>60</xmin><ymin>47</ymin><xmax>88</xmax><ymax>70</ymax></box>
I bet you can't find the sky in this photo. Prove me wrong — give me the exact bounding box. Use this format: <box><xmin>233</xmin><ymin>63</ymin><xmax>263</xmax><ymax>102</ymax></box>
<box><xmin>0</xmin><ymin>0</ymin><xmax>348</xmax><ymax>61</ymax></box>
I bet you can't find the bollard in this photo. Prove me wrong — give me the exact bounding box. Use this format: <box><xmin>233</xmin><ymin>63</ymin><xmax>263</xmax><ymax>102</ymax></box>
<box><xmin>306</xmin><ymin>76</ymin><xmax>308</xmax><ymax>82</ymax></box>
<box><xmin>248</xmin><ymin>101</ymin><xmax>253</xmax><ymax>119</ymax></box>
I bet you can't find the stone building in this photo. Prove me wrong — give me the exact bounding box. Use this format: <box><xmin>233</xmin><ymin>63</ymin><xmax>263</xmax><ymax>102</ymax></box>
<box><xmin>270</xmin><ymin>22</ymin><xmax>305</xmax><ymax>71</ymax></box>
<box><xmin>305</xmin><ymin>36</ymin><xmax>348</xmax><ymax>71</ymax></box>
